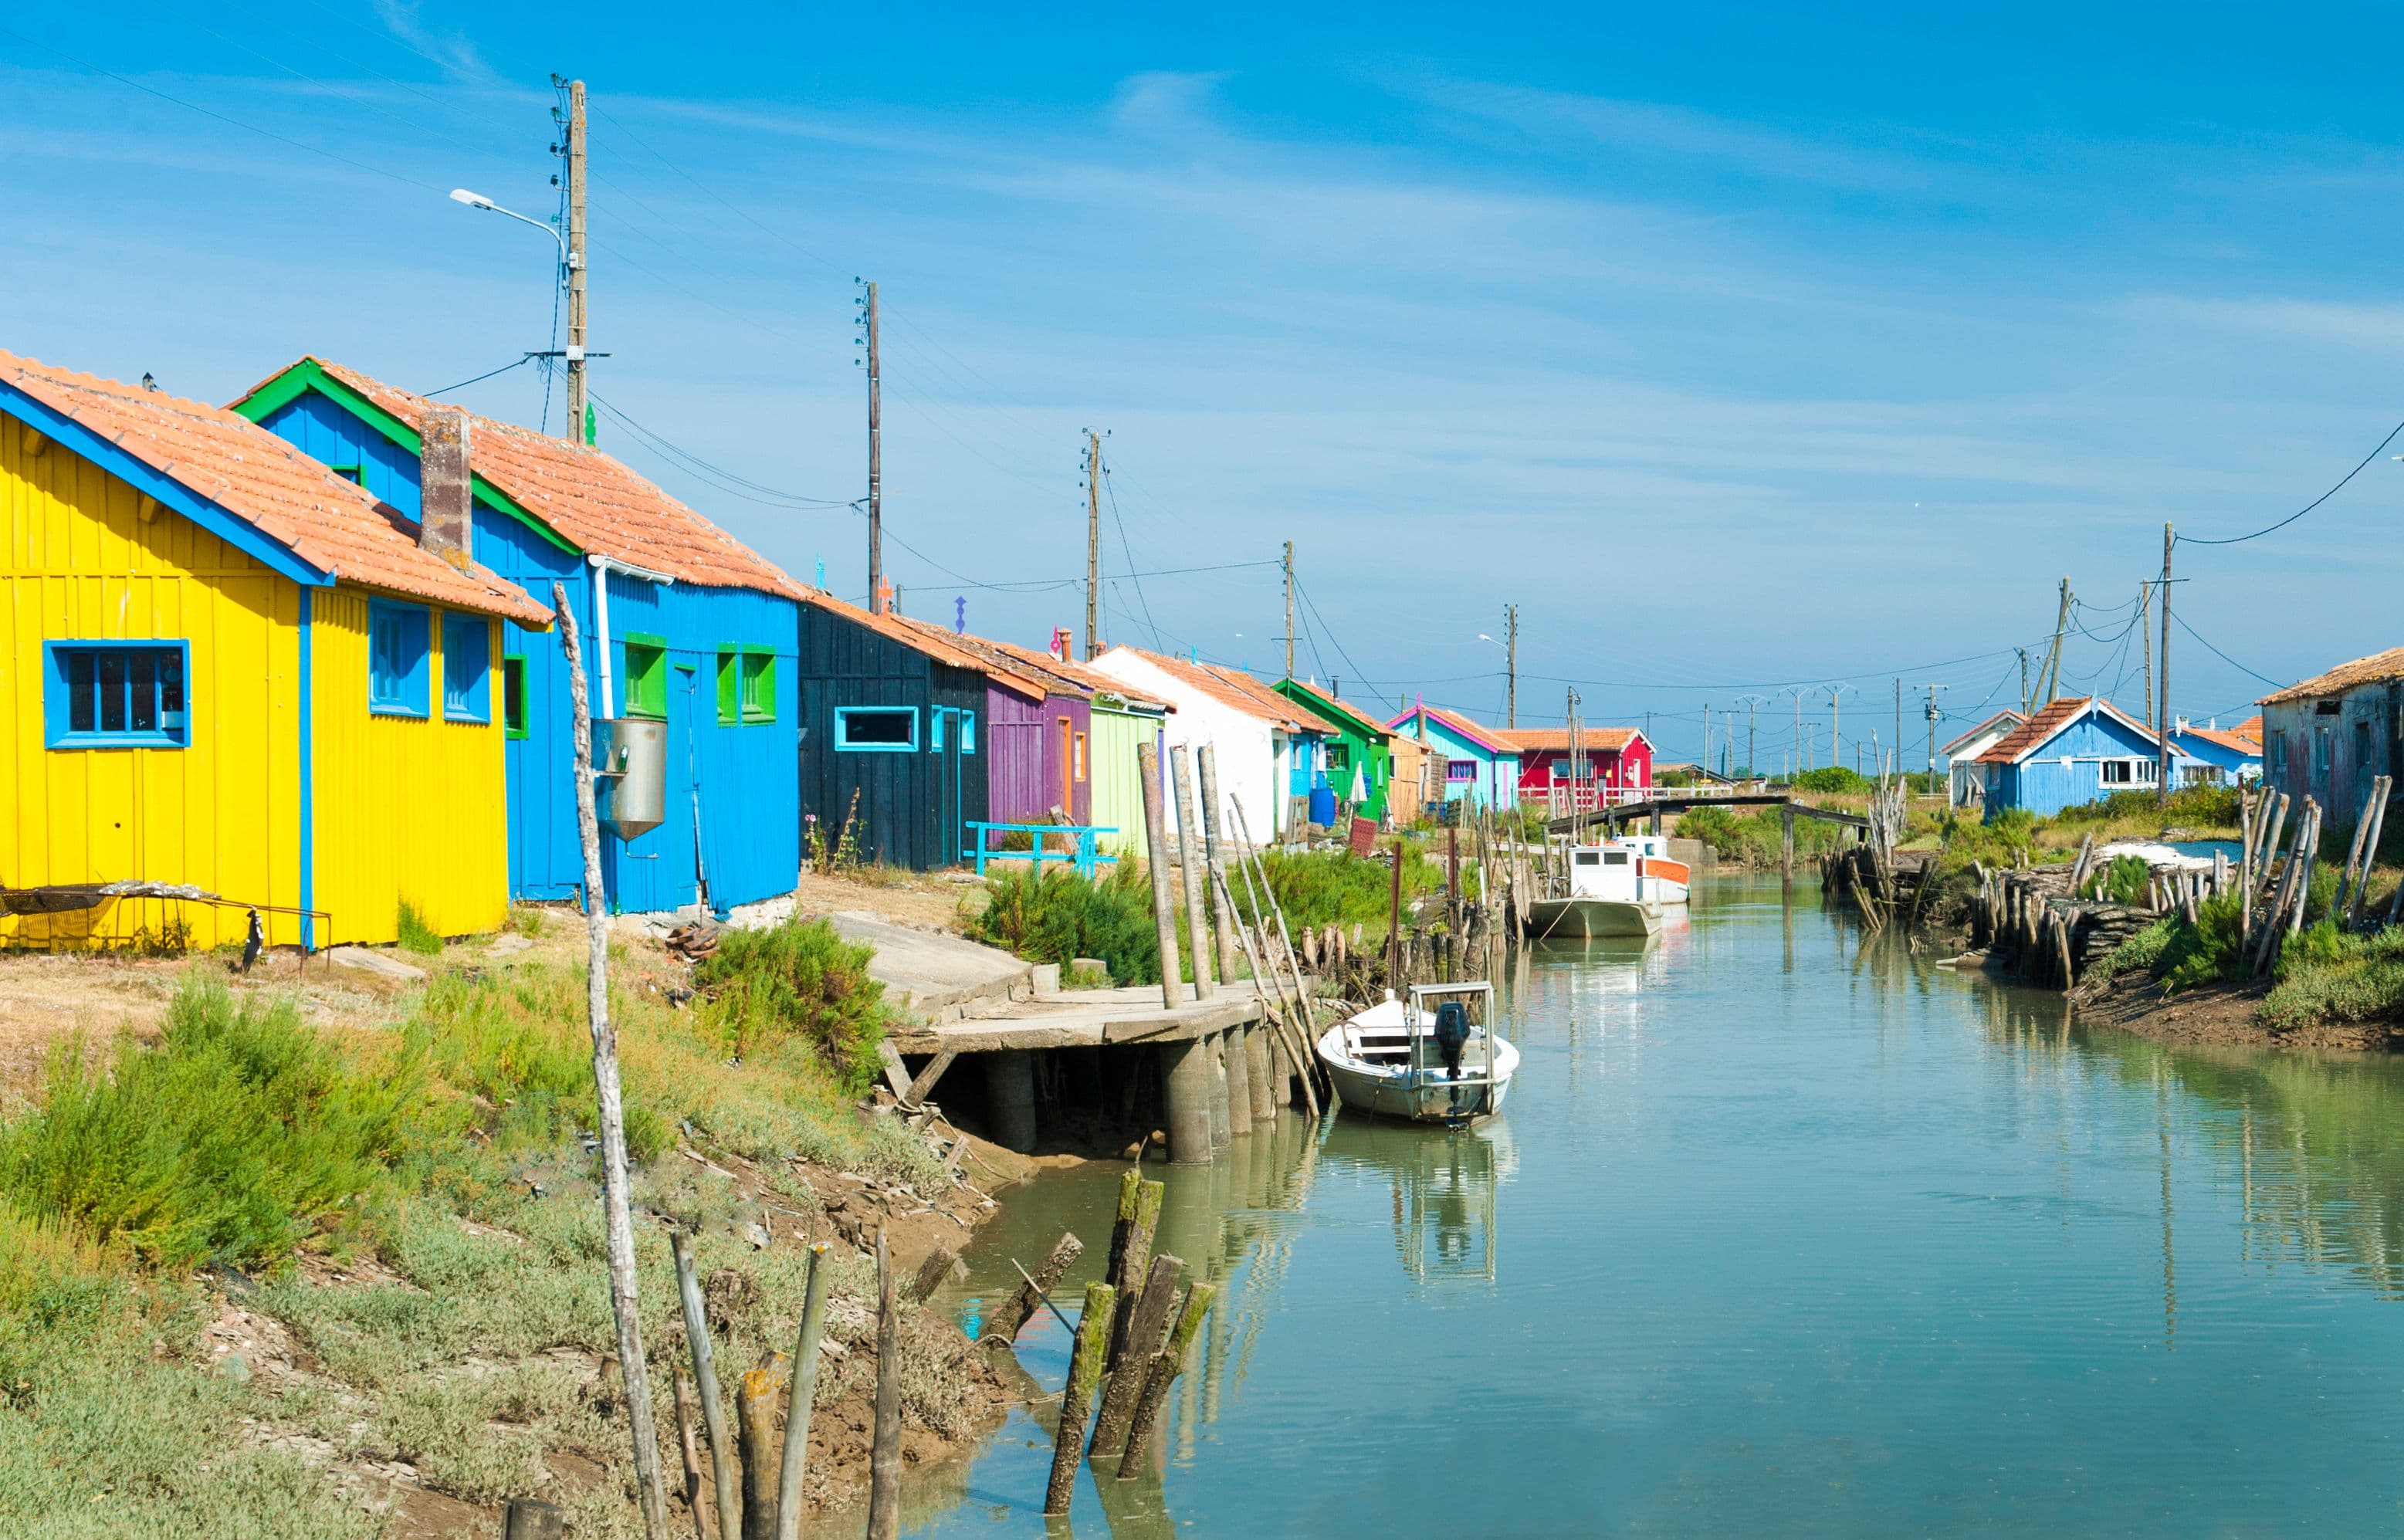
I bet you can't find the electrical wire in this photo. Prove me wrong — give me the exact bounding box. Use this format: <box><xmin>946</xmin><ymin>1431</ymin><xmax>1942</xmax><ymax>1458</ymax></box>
<box><xmin>422</xmin><ymin>356</ymin><xmax>534</xmax><ymax>397</ymax></box>
<box><xmin>2176</xmin><ymin>415</ymin><xmax>2404</xmax><ymax>547</ymax></box>
<box><xmin>2169</xmin><ymin>611</ymin><xmax>2288</xmax><ymax>689</ymax></box>
<box><xmin>1097</xmin><ymin>456</ymin><xmax>1163</xmax><ymax>652</ymax></box>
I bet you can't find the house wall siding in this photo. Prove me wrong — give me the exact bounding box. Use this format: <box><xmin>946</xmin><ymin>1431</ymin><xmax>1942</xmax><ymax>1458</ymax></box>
<box><xmin>1983</xmin><ymin>709</ymin><xmax>2199</xmax><ymax>821</ymax></box>
<box><xmin>2262</xmin><ymin>686</ymin><xmax>2401</xmax><ymax>832</ymax></box>
<box><xmin>801</xmin><ymin>603</ymin><xmax>988</xmax><ymax>871</ymax></box>
<box><xmin>1089</xmin><ymin>704</ymin><xmax>1163</xmax><ymax>855</ymax></box>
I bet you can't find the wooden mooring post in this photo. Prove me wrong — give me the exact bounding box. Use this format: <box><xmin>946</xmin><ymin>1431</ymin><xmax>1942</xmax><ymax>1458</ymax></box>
<box><xmin>1045</xmin><ymin>1282</ymin><xmax>1116</xmax><ymax>1515</ymax></box>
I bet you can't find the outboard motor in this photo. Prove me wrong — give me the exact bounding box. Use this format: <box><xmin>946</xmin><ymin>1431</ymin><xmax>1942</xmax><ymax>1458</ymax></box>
<box><xmin>1434</xmin><ymin>1000</ymin><xmax>1470</xmax><ymax>1108</ymax></box>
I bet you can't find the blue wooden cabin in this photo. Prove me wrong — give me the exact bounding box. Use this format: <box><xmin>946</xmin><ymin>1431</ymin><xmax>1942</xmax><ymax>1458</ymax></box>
<box><xmin>797</xmin><ymin>592</ymin><xmax>994</xmax><ymax>872</ymax></box>
<box><xmin>1385</xmin><ymin>702</ymin><xmax>1522</xmax><ymax>809</ymax></box>
<box><xmin>1974</xmin><ymin>696</ymin><xmax>2206</xmax><ymax>820</ymax></box>
<box><xmin>235</xmin><ymin>359</ymin><xmax>803</xmax><ymax>916</ymax></box>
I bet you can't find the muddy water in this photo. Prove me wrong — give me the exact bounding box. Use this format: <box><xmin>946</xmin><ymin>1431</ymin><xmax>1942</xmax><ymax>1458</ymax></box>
<box><xmin>906</xmin><ymin>875</ymin><xmax>2404</xmax><ymax>1535</ymax></box>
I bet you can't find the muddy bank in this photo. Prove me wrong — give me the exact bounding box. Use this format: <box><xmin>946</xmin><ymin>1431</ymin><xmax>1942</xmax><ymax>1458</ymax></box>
<box><xmin>2074</xmin><ymin>969</ymin><xmax>2404</xmax><ymax>1054</ymax></box>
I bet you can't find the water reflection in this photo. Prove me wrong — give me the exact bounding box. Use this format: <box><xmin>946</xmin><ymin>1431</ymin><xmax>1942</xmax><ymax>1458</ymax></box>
<box><xmin>1318</xmin><ymin>1117</ymin><xmax>1516</xmax><ymax>1286</ymax></box>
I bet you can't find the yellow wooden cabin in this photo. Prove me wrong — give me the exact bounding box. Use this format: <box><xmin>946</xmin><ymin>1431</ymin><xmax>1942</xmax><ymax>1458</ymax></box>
<box><xmin>0</xmin><ymin>351</ymin><xmax>553</xmax><ymax>951</ymax></box>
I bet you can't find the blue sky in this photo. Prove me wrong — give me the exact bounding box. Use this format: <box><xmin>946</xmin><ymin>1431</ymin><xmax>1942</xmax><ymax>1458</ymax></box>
<box><xmin>6</xmin><ymin>3</ymin><xmax>2402</xmax><ymax>767</ymax></box>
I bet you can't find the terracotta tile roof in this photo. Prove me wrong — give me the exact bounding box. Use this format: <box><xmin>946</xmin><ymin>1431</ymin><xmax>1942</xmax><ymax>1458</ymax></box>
<box><xmin>1110</xmin><ymin>648</ymin><xmax>1334</xmax><ymax>733</ymax></box>
<box><xmin>1938</xmin><ymin>709</ymin><xmax>2025</xmax><ymax>758</ymax></box>
<box><xmin>801</xmin><ymin>594</ymin><xmax>1048</xmax><ymax>700</ymax></box>
<box><xmin>977</xmin><ymin>638</ymin><xmax>1173</xmax><ymax>713</ymax></box>
<box><xmin>881</xmin><ymin>615</ymin><xmax>1078</xmax><ymax>702</ymax></box>
<box><xmin>1495</xmin><ymin>726</ymin><xmax>1640</xmax><ymax>754</ymax></box>
<box><xmin>2</xmin><ymin>350</ymin><xmax>549</xmax><ymax>625</ymax></box>
<box><xmin>1387</xmin><ymin>704</ymin><xmax>1515</xmax><ymax>756</ymax></box>
<box><xmin>1976</xmin><ymin>698</ymin><xmax>2091</xmax><ymax>764</ymax></box>
<box><xmin>2177</xmin><ymin>723</ymin><xmax>2263</xmax><ymax>759</ymax></box>
<box><xmin>2230</xmin><ymin>715</ymin><xmax>2263</xmax><ymax>746</ymax></box>
<box><xmin>2257</xmin><ymin>647</ymin><xmax>2404</xmax><ymax>706</ymax></box>
<box><xmin>264</xmin><ymin>359</ymin><xmax>802</xmax><ymax>601</ymax></box>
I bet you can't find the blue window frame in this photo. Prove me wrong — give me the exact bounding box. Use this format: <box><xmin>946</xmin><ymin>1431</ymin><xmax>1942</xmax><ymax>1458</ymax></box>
<box><xmin>834</xmin><ymin>706</ymin><xmax>917</xmax><ymax>752</ymax></box>
<box><xmin>929</xmin><ymin>709</ymin><xmax>946</xmax><ymax>751</ymax></box>
<box><xmin>960</xmin><ymin>709</ymin><xmax>977</xmax><ymax>754</ymax></box>
<box><xmin>443</xmin><ymin>612</ymin><xmax>491</xmax><ymax>723</ymax></box>
<box><xmin>369</xmin><ymin>599</ymin><xmax>431</xmax><ymax>717</ymax></box>
<box><xmin>44</xmin><ymin>641</ymin><xmax>190</xmax><ymax>749</ymax></box>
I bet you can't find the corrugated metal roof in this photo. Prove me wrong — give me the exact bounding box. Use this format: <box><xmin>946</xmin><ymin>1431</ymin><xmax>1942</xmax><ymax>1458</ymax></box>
<box><xmin>2</xmin><ymin>350</ymin><xmax>550</xmax><ymax>625</ymax></box>
<box><xmin>2257</xmin><ymin>646</ymin><xmax>2404</xmax><ymax>706</ymax></box>
<box><xmin>256</xmin><ymin>358</ymin><xmax>803</xmax><ymax>601</ymax></box>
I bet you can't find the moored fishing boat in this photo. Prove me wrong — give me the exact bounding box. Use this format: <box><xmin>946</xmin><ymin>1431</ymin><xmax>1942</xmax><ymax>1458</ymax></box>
<box><xmin>1316</xmin><ymin>983</ymin><xmax>1517</xmax><ymax>1125</ymax></box>
<box><xmin>1525</xmin><ymin>833</ymin><xmax>1689</xmax><ymax>938</ymax></box>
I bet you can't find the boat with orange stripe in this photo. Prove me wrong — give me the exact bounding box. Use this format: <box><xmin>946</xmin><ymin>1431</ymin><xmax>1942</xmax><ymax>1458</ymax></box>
<box><xmin>1525</xmin><ymin>833</ymin><xmax>1688</xmax><ymax>938</ymax></box>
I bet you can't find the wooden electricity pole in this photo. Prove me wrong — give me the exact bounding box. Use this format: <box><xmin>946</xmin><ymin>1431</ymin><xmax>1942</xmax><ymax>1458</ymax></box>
<box><xmin>1085</xmin><ymin>430</ymin><xmax>1102</xmax><ymax>659</ymax></box>
<box><xmin>2138</xmin><ymin>580</ymin><xmax>2154</xmax><ymax>733</ymax></box>
<box><xmin>564</xmin><ymin>78</ymin><xmax>590</xmax><ymax>444</ymax></box>
<box><xmin>1282</xmin><ymin>541</ymin><xmax>1295</xmax><ymax>681</ymax></box>
<box><xmin>2157</xmin><ymin>523</ymin><xmax>2173</xmax><ymax>805</ymax></box>
<box><xmin>1505</xmin><ymin>604</ymin><xmax>1519</xmax><ymax>728</ymax></box>
<box><xmin>864</xmin><ymin>279</ymin><xmax>883</xmax><ymax>613</ymax></box>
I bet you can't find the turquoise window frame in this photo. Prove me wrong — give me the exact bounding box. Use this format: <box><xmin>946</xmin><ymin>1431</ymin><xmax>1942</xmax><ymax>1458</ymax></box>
<box><xmin>442</xmin><ymin>612</ymin><xmax>492</xmax><ymax>723</ymax></box>
<box><xmin>835</xmin><ymin>706</ymin><xmax>918</xmax><ymax>752</ymax></box>
<box><xmin>929</xmin><ymin>709</ymin><xmax>946</xmax><ymax>751</ymax></box>
<box><xmin>43</xmin><ymin>640</ymin><xmax>191</xmax><ymax>750</ymax></box>
<box><xmin>961</xmin><ymin>709</ymin><xmax>977</xmax><ymax>754</ymax></box>
<box><xmin>367</xmin><ymin>599</ymin><xmax>430</xmax><ymax>718</ymax></box>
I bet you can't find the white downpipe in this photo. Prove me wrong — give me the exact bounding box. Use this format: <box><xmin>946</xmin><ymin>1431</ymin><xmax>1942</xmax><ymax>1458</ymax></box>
<box><xmin>586</xmin><ymin>553</ymin><xmax>678</xmax><ymax>720</ymax></box>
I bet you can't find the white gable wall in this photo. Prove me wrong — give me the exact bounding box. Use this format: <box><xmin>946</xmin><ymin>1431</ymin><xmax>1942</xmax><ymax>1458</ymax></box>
<box><xmin>1089</xmin><ymin>648</ymin><xmax>1284</xmax><ymax>847</ymax></box>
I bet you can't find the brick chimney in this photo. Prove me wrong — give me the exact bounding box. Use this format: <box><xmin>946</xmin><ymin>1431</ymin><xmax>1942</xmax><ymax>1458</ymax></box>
<box><xmin>418</xmin><ymin>408</ymin><xmax>472</xmax><ymax>566</ymax></box>
<box><xmin>1051</xmin><ymin>627</ymin><xmax>1072</xmax><ymax>662</ymax></box>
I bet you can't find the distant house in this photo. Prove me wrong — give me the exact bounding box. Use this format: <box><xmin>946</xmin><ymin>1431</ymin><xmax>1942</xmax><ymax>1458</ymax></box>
<box><xmin>1087</xmin><ymin>646</ymin><xmax>1336</xmax><ymax>841</ymax></box>
<box><xmin>2257</xmin><ymin>649</ymin><xmax>2404</xmax><ymax>831</ymax></box>
<box><xmin>1388</xmin><ymin>733</ymin><xmax>1444</xmax><ymax>823</ymax></box>
<box><xmin>1940</xmin><ymin>709</ymin><xmax>2026</xmax><ymax>809</ymax></box>
<box><xmin>1975</xmin><ymin>697</ymin><xmax>2206</xmax><ymax>820</ymax></box>
<box><xmin>1386</xmin><ymin>704</ymin><xmax>1520</xmax><ymax>810</ymax></box>
<box><xmin>2165</xmin><ymin>718</ymin><xmax>2263</xmax><ymax>787</ymax></box>
<box><xmin>1273</xmin><ymin>679</ymin><xmax>1395</xmax><ymax>823</ymax></box>
<box><xmin>1000</xmin><ymin>635</ymin><xmax>1170</xmax><ymax>857</ymax></box>
<box><xmin>1500</xmin><ymin>726</ymin><xmax>1651</xmax><ymax>810</ymax></box>
<box><xmin>235</xmin><ymin>357</ymin><xmax>802</xmax><ymax>917</ymax></box>
<box><xmin>2</xmin><ymin>349</ymin><xmax>550</xmax><ymax>950</ymax></box>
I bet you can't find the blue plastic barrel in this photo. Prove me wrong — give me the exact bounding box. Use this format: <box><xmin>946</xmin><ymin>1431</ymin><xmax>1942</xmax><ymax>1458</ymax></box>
<box><xmin>1309</xmin><ymin>787</ymin><xmax>1338</xmax><ymax>825</ymax></box>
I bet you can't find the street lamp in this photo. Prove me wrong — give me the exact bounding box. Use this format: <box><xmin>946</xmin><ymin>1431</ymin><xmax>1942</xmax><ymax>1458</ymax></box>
<box><xmin>449</xmin><ymin>188</ymin><xmax>568</xmax><ymax>264</ymax></box>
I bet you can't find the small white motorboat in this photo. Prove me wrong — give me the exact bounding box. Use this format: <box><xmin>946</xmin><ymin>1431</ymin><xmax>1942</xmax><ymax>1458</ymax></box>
<box><xmin>1316</xmin><ymin>983</ymin><xmax>1518</xmax><ymax>1125</ymax></box>
<box><xmin>1525</xmin><ymin>834</ymin><xmax>1691</xmax><ymax>939</ymax></box>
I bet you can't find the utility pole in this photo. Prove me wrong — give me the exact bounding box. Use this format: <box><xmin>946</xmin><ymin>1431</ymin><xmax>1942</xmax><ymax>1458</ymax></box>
<box><xmin>2036</xmin><ymin>577</ymin><xmax>2071</xmax><ymax>705</ymax></box>
<box><xmin>1566</xmin><ymin>688</ymin><xmax>1584</xmax><ymax>811</ymax></box>
<box><xmin>563</xmin><ymin>78</ymin><xmax>590</xmax><ymax>444</ymax></box>
<box><xmin>1703</xmin><ymin>702</ymin><xmax>1712</xmax><ymax>777</ymax></box>
<box><xmin>2018</xmin><ymin>648</ymin><xmax>2030</xmax><ymax>717</ymax></box>
<box><xmin>1894</xmin><ymin>679</ymin><xmax>1901</xmax><ymax>768</ymax></box>
<box><xmin>1914</xmin><ymin>684</ymin><xmax>1946</xmax><ymax>789</ymax></box>
<box><xmin>1827</xmin><ymin>682</ymin><xmax>1854</xmax><ymax>772</ymax></box>
<box><xmin>2158</xmin><ymin>523</ymin><xmax>2173</xmax><ymax>805</ymax></box>
<box><xmin>1085</xmin><ymin>430</ymin><xmax>1102</xmax><ymax>659</ymax></box>
<box><xmin>1282</xmin><ymin>541</ymin><xmax>1295</xmax><ymax>681</ymax></box>
<box><xmin>2138</xmin><ymin>579</ymin><xmax>2153</xmax><ymax>732</ymax></box>
<box><xmin>862</xmin><ymin>280</ymin><xmax>884</xmax><ymax>613</ymax></box>
<box><xmin>1743</xmin><ymin>696</ymin><xmax>1761</xmax><ymax>784</ymax></box>
<box><xmin>1505</xmin><ymin>604</ymin><xmax>1519</xmax><ymax>728</ymax></box>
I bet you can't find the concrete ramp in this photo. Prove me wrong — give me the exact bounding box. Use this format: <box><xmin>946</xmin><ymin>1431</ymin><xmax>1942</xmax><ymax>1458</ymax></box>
<box><xmin>825</xmin><ymin>912</ymin><xmax>1036</xmax><ymax>1019</ymax></box>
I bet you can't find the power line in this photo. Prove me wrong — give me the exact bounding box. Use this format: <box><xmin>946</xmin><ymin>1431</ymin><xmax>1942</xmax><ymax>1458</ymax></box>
<box><xmin>1097</xmin><ymin>455</ymin><xmax>1163</xmax><ymax>652</ymax></box>
<box><xmin>2170</xmin><ymin>611</ymin><xmax>2287</xmax><ymax>689</ymax></box>
<box><xmin>2176</xmin><ymin>415</ymin><xmax>2404</xmax><ymax>547</ymax></box>
<box><xmin>423</xmin><ymin>356</ymin><xmax>535</xmax><ymax>396</ymax></box>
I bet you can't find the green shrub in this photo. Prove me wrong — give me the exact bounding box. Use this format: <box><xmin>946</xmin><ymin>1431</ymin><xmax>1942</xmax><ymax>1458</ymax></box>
<box><xmin>0</xmin><ymin>980</ymin><xmax>421</xmax><ymax>1271</ymax></box>
<box><xmin>396</xmin><ymin>899</ymin><xmax>442</xmax><ymax>956</ymax></box>
<box><xmin>1674</xmin><ymin>804</ymin><xmax>1845</xmax><ymax>865</ymax></box>
<box><xmin>2091</xmin><ymin>855</ymin><xmax>2152</xmax><ymax>905</ymax></box>
<box><xmin>2259</xmin><ymin>926</ymin><xmax>2404</xmax><ymax>1028</ymax></box>
<box><xmin>692</xmin><ymin>918</ymin><xmax>890</xmax><ymax>1095</ymax></box>
<box><xmin>1790</xmin><ymin>766</ymin><xmax>1870</xmax><ymax>794</ymax></box>
<box><xmin>1236</xmin><ymin>848</ymin><xmax>1439</xmax><ymax>932</ymax></box>
<box><xmin>2100</xmin><ymin>917</ymin><xmax>2175</xmax><ymax>976</ymax></box>
<box><xmin>967</xmin><ymin>864</ymin><xmax>1163</xmax><ymax>984</ymax></box>
<box><xmin>2159</xmin><ymin>894</ymin><xmax>2246</xmax><ymax>992</ymax></box>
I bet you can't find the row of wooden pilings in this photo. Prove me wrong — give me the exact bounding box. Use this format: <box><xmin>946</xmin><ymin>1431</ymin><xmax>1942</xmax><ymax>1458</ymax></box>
<box><xmin>1135</xmin><ymin>740</ymin><xmax>1332</xmax><ymax>1166</ymax></box>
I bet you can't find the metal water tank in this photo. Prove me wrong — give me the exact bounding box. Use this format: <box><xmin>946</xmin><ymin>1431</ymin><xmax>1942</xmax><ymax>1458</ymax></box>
<box><xmin>596</xmin><ymin>718</ymin><xmax>665</xmax><ymax>840</ymax></box>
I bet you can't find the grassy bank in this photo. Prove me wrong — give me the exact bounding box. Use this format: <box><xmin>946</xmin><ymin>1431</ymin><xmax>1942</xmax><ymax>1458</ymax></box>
<box><xmin>0</xmin><ymin>915</ymin><xmax>986</xmax><ymax>1537</ymax></box>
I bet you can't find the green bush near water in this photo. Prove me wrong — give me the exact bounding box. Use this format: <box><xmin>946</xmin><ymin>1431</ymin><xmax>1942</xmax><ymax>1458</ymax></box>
<box><xmin>1789</xmin><ymin>766</ymin><xmax>1871</xmax><ymax>794</ymax></box>
<box><xmin>690</xmin><ymin>916</ymin><xmax>892</xmax><ymax>1097</ymax></box>
<box><xmin>967</xmin><ymin>864</ymin><xmax>1163</xmax><ymax>985</ymax></box>
<box><xmin>1235</xmin><ymin>847</ymin><xmax>1441</xmax><ymax>932</ymax></box>
<box><xmin>1676</xmin><ymin>804</ymin><xmax>1848</xmax><ymax>865</ymax></box>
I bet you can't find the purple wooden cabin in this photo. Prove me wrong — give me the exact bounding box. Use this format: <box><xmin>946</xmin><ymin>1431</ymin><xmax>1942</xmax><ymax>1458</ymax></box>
<box><xmin>889</xmin><ymin>617</ymin><xmax>1095</xmax><ymax>827</ymax></box>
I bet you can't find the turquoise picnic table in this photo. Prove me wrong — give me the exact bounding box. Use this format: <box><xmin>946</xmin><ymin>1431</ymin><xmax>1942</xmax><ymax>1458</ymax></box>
<box><xmin>963</xmin><ymin>823</ymin><xmax>1121</xmax><ymax>881</ymax></box>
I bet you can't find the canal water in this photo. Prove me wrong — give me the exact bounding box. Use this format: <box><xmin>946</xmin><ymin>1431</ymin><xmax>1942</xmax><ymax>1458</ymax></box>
<box><xmin>905</xmin><ymin>874</ymin><xmax>2404</xmax><ymax>1535</ymax></box>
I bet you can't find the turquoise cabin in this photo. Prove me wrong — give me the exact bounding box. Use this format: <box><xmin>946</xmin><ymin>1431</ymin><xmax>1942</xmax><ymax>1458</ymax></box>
<box><xmin>1385</xmin><ymin>703</ymin><xmax>1520</xmax><ymax>809</ymax></box>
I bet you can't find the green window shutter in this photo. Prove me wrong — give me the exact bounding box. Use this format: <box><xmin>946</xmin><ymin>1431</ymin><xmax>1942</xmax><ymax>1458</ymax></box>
<box><xmin>716</xmin><ymin>648</ymin><xmax>740</xmax><ymax>725</ymax></box>
<box><xmin>623</xmin><ymin>636</ymin><xmax>667</xmax><ymax>719</ymax></box>
<box><xmin>741</xmin><ymin>650</ymin><xmax>776</xmax><ymax>723</ymax></box>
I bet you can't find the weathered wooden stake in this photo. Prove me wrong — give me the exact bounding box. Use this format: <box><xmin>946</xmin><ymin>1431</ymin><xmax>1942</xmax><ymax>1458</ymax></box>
<box><xmin>672</xmin><ymin>1368</ymin><xmax>716</xmax><ymax>1539</ymax></box>
<box><xmin>736</xmin><ymin>1352</ymin><xmax>785</xmax><ymax>1540</ymax></box>
<box><xmin>1091</xmin><ymin>1251</ymin><xmax>1186</xmax><ymax>1457</ymax></box>
<box><xmin>771</xmin><ymin>1242</ymin><xmax>831</xmax><ymax>1540</ymax></box>
<box><xmin>1103</xmin><ymin>1173</ymin><xmax>1165</xmax><ymax>1364</ymax></box>
<box><xmin>1195</xmin><ymin>745</ymin><xmax>1241</xmax><ymax>985</ymax></box>
<box><xmin>1170</xmin><ymin>746</ymin><xmax>1216</xmax><ymax>1002</ymax></box>
<box><xmin>1134</xmin><ymin>741</ymin><xmax>1185</xmax><ymax>1012</ymax></box>
<box><xmin>1115</xmin><ymin>1282</ymin><xmax>1215</xmax><ymax>1473</ymax></box>
<box><xmin>982</xmin><ymin>1230</ymin><xmax>1083</xmax><ymax>1343</ymax></box>
<box><xmin>1045</xmin><ymin>1281</ymin><xmax>1117</xmax><ymax>1516</ymax></box>
<box><xmin>867</xmin><ymin>1228</ymin><xmax>902</xmax><ymax>1540</ymax></box>
<box><xmin>671</xmin><ymin>1231</ymin><xmax>743</xmax><ymax>1540</ymax></box>
<box><xmin>553</xmin><ymin>580</ymin><xmax>671</xmax><ymax>1540</ymax></box>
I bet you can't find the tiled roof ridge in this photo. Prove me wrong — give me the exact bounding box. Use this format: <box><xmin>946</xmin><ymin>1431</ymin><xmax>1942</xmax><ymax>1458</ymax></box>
<box><xmin>2</xmin><ymin>349</ymin><xmax>550</xmax><ymax>625</ymax></box>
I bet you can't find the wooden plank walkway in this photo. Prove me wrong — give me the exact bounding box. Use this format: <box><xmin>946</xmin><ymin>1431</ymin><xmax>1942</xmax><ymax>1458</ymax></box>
<box><xmin>884</xmin><ymin>983</ymin><xmax>1265</xmax><ymax>1055</ymax></box>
